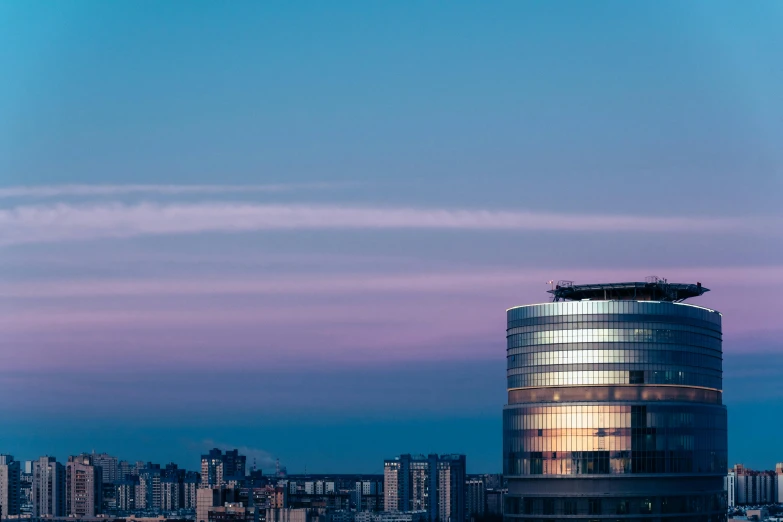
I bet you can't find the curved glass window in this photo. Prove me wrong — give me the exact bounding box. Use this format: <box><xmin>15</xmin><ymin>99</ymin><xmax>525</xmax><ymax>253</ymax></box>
<box><xmin>503</xmin><ymin>404</ymin><xmax>727</xmax><ymax>476</ymax></box>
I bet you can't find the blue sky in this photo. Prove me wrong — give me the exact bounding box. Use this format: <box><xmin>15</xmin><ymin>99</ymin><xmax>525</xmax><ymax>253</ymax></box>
<box><xmin>1</xmin><ymin>1</ymin><xmax>782</xmax><ymax>473</ymax></box>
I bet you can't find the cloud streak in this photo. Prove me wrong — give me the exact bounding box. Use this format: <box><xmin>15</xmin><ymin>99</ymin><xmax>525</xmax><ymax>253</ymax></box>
<box><xmin>0</xmin><ymin>183</ymin><xmax>336</xmax><ymax>198</ymax></box>
<box><xmin>4</xmin><ymin>266</ymin><xmax>783</xmax><ymax>299</ymax></box>
<box><xmin>0</xmin><ymin>202</ymin><xmax>766</xmax><ymax>246</ymax></box>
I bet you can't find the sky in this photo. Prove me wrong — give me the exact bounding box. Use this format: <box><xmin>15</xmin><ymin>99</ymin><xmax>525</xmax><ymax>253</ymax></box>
<box><xmin>1</xmin><ymin>0</ymin><xmax>782</xmax><ymax>473</ymax></box>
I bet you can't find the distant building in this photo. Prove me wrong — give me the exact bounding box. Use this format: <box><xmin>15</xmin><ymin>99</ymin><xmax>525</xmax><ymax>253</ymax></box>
<box><xmin>201</xmin><ymin>450</ymin><xmax>247</xmax><ymax>488</ymax></box>
<box><xmin>266</xmin><ymin>507</ymin><xmax>316</xmax><ymax>522</ymax></box>
<box><xmin>66</xmin><ymin>454</ymin><xmax>102</xmax><ymax>516</ymax></box>
<box><xmin>161</xmin><ymin>475</ymin><xmax>181</xmax><ymax>512</ymax></box>
<box><xmin>355</xmin><ymin>511</ymin><xmax>428</xmax><ymax>522</ymax></box>
<box><xmin>777</xmin><ymin>463</ymin><xmax>783</xmax><ymax>505</ymax></box>
<box><xmin>0</xmin><ymin>455</ymin><xmax>21</xmax><ymax>517</ymax></box>
<box><xmin>90</xmin><ymin>453</ymin><xmax>119</xmax><ymax>484</ymax></box>
<box><xmin>19</xmin><ymin>460</ymin><xmax>33</xmax><ymax>516</ymax></box>
<box><xmin>383</xmin><ymin>454</ymin><xmax>465</xmax><ymax>522</ymax></box>
<box><xmin>733</xmin><ymin>464</ymin><xmax>777</xmax><ymax>505</ymax></box>
<box><xmin>725</xmin><ymin>470</ymin><xmax>736</xmax><ymax>508</ymax></box>
<box><xmin>208</xmin><ymin>502</ymin><xmax>256</xmax><ymax>522</ymax></box>
<box><xmin>436</xmin><ymin>456</ymin><xmax>465</xmax><ymax>522</ymax></box>
<box><xmin>115</xmin><ymin>476</ymin><xmax>139</xmax><ymax>511</ymax></box>
<box><xmin>465</xmin><ymin>480</ymin><xmax>485</xmax><ymax>520</ymax></box>
<box><xmin>197</xmin><ymin>487</ymin><xmax>241</xmax><ymax>522</ymax></box>
<box><xmin>384</xmin><ymin>457</ymin><xmax>407</xmax><ymax>513</ymax></box>
<box><xmin>746</xmin><ymin>507</ymin><xmax>769</xmax><ymax>521</ymax></box>
<box><xmin>183</xmin><ymin>472</ymin><xmax>200</xmax><ymax>509</ymax></box>
<box><xmin>327</xmin><ymin>510</ymin><xmax>355</xmax><ymax>522</ymax></box>
<box><xmin>20</xmin><ymin>464</ymin><xmax>33</xmax><ymax>514</ymax></box>
<box><xmin>118</xmin><ymin>460</ymin><xmax>137</xmax><ymax>480</ymax></box>
<box><xmin>355</xmin><ymin>480</ymin><xmax>383</xmax><ymax>512</ymax></box>
<box><xmin>138</xmin><ymin>464</ymin><xmax>163</xmax><ymax>511</ymax></box>
<box><xmin>485</xmin><ymin>490</ymin><xmax>505</xmax><ymax>517</ymax></box>
<box><xmin>32</xmin><ymin>456</ymin><xmax>66</xmax><ymax>517</ymax></box>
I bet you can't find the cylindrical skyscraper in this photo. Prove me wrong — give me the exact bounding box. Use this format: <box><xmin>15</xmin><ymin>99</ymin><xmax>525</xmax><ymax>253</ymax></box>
<box><xmin>503</xmin><ymin>279</ymin><xmax>727</xmax><ymax>522</ymax></box>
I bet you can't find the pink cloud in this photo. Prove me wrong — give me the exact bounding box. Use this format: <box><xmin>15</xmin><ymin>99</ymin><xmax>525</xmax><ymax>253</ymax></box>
<box><xmin>0</xmin><ymin>201</ymin><xmax>767</xmax><ymax>246</ymax></box>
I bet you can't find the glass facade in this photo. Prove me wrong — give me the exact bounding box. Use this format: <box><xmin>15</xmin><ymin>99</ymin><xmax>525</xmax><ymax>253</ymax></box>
<box><xmin>503</xmin><ymin>300</ymin><xmax>727</xmax><ymax>522</ymax></box>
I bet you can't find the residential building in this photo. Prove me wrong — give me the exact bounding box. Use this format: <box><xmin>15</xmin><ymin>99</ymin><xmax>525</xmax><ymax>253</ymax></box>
<box><xmin>777</xmin><ymin>463</ymin><xmax>783</xmax><ymax>505</ymax></box>
<box><xmin>733</xmin><ymin>464</ymin><xmax>776</xmax><ymax>505</ymax></box>
<box><xmin>384</xmin><ymin>454</ymin><xmax>466</xmax><ymax>522</ymax></box>
<box><xmin>725</xmin><ymin>470</ymin><xmax>736</xmax><ymax>508</ymax></box>
<box><xmin>32</xmin><ymin>456</ymin><xmax>66</xmax><ymax>517</ymax></box>
<box><xmin>208</xmin><ymin>502</ymin><xmax>257</xmax><ymax>522</ymax></box>
<box><xmin>384</xmin><ymin>457</ymin><xmax>407</xmax><ymax>513</ymax></box>
<box><xmin>20</xmin><ymin>465</ymin><xmax>33</xmax><ymax>514</ymax></box>
<box><xmin>355</xmin><ymin>512</ymin><xmax>428</xmax><ymax>522</ymax></box>
<box><xmin>201</xmin><ymin>450</ymin><xmax>247</xmax><ymax>488</ymax></box>
<box><xmin>197</xmin><ymin>487</ymin><xmax>240</xmax><ymax>522</ymax></box>
<box><xmin>90</xmin><ymin>453</ymin><xmax>119</xmax><ymax>484</ymax></box>
<box><xmin>115</xmin><ymin>477</ymin><xmax>139</xmax><ymax>512</ymax></box>
<box><xmin>161</xmin><ymin>475</ymin><xmax>181</xmax><ymax>512</ymax></box>
<box><xmin>66</xmin><ymin>454</ymin><xmax>102</xmax><ymax>516</ymax></box>
<box><xmin>118</xmin><ymin>461</ymin><xmax>136</xmax><ymax>480</ymax></box>
<box><xmin>355</xmin><ymin>480</ymin><xmax>383</xmax><ymax>512</ymax></box>
<box><xmin>201</xmin><ymin>449</ymin><xmax>246</xmax><ymax>488</ymax></box>
<box><xmin>504</xmin><ymin>280</ymin><xmax>728</xmax><ymax>520</ymax></box>
<box><xmin>137</xmin><ymin>464</ymin><xmax>162</xmax><ymax>511</ymax></box>
<box><xmin>0</xmin><ymin>455</ymin><xmax>21</xmax><ymax>517</ymax></box>
<box><xmin>183</xmin><ymin>472</ymin><xmax>200</xmax><ymax>509</ymax></box>
<box><xmin>266</xmin><ymin>507</ymin><xmax>316</xmax><ymax>522</ymax></box>
<box><xmin>465</xmin><ymin>479</ymin><xmax>485</xmax><ymax>520</ymax></box>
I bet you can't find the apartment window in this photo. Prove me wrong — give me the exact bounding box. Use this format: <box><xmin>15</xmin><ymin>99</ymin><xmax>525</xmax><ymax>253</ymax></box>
<box><xmin>588</xmin><ymin>498</ymin><xmax>601</xmax><ymax>515</ymax></box>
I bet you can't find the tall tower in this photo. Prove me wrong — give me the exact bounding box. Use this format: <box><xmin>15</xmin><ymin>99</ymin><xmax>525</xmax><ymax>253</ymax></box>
<box><xmin>32</xmin><ymin>456</ymin><xmax>66</xmax><ymax>517</ymax></box>
<box><xmin>0</xmin><ymin>455</ymin><xmax>21</xmax><ymax>517</ymax></box>
<box><xmin>503</xmin><ymin>279</ymin><xmax>728</xmax><ymax>521</ymax></box>
<box><xmin>66</xmin><ymin>454</ymin><xmax>102</xmax><ymax>516</ymax></box>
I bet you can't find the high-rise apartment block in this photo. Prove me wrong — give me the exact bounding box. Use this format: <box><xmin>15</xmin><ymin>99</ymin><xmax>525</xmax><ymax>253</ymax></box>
<box><xmin>201</xmin><ymin>449</ymin><xmax>247</xmax><ymax>488</ymax></box>
<box><xmin>355</xmin><ymin>480</ymin><xmax>383</xmax><ymax>512</ymax></box>
<box><xmin>197</xmin><ymin>486</ymin><xmax>241</xmax><ymax>522</ymax></box>
<box><xmin>138</xmin><ymin>463</ymin><xmax>162</xmax><ymax>511</ymax></box>
<box><xmin>0</xmin><ymin>455</ymin><xmax>21</xmax><ymax>517</ymax></box>
<box><xmin>161</xmin><ymin>475</ymin><xmax>181</xmax><ymax>512</ymax></box>
<box><xmin>724</xmin><ymin>471</ymin><xmax>736</xmax><ymax>508</ymax></box>
<box><xmin>729</xmin><ymin>464</ymin><xmax>778</xmax><ymax>505</ymax></box>
<box><xmin>90</xmin><ymin>452</ymin><xmax>119</xmax><ymax>484</ymax></box>
<box><xmin>32</xmin><ymin>456</ymin><xmax>66</xmax><ymax>517</ymax></box>
<box><xmin>66</xmin><ymin>454</ymin><xmax>102</xmax><ymax>516</ymax></box>
<box><xmin>184</xmin><ymin>471</ymin><xmax>199</xmax><ymax>509</ymax></box>
<box><xmin>115</xmin><ymin>477</ymin><xmax>139</xmax><ymax>511</ymax></box>
<box><xmin>504</xmin><ymin>280</ymin><xmax>727</xmax><ymax>521</ymax></box>
<box><xmin>118</xmin><ymin>460</ymin><xmax>136</xmax><ymax>480</ymax></box>
<box><xmin>465</xmin><ymin>479</ymin><xmax>485</xmax><ymax>520</ymax></box>
<box><xmin>383</xmin><ymin>454</ymin><xmax>465</xmax><ymax>522</ymax></box>
<box><xmin>777</xmin><ymin>463</ymin><xmax>783</xmax><ymax>506</ymax></box>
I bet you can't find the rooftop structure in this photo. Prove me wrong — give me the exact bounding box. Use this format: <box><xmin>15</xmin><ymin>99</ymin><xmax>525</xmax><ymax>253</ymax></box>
<box><xmin>547</xmin><ymin>276</ymin><xmax>708</xmax><ymax>302</ymax></box>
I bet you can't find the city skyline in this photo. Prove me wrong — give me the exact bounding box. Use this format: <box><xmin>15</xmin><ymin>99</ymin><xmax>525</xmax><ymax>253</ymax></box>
<box><xmin>2</xmin><ymin>0</ymin><xmax>783</xmax><ymax>475</ymax></box>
